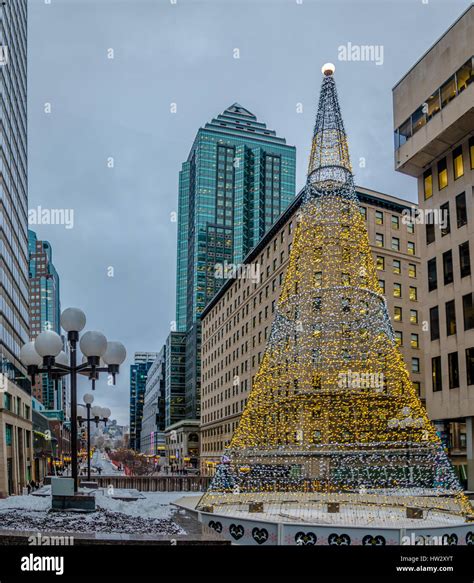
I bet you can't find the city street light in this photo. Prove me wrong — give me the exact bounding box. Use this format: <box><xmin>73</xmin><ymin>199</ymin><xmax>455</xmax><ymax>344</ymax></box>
<box><xmin>20</xmin><ymin>307</ymin><xmax>126</xmax><ymax>492</ymax></box>
<box><xmin>77</xmin><ymin>396</ymin><xmax>111</xmax><ymax>481</ymax></box>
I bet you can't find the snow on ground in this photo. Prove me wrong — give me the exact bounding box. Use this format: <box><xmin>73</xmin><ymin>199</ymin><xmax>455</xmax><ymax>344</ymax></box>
<box><xmin>0</xmin><ymin>494</ymin><xmax>51</xmax><ymax>512</ymax></box>
<box><xmin>95</xmin><ymin>491</ymin><xmax>201</xmax><ymax>519</ymax></box>
<box><xmin>0</xmin><ymin>492</ymin><xmax>201</xmax><ymax>536</ymax></box>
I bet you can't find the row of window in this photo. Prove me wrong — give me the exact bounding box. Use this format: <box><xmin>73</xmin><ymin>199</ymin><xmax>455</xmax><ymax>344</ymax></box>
<box><xmin>377</xmin><ymin>257</ymin><xmax>417</xmax><ymax>276</ymax></box>
<box><xmin>425</xmin><ymin>192</ymin><xmax>468</xmax><ymax>245</ymax></box>
<box><xmin>428</xmin><ymin>241</ymin><xmax>470</xmax><ymax>291</ymax></box>
<box><xmin>432</xmin><ymin>348</ymin><xmax>474</xmax><ymax>391</ymax></box>
<box><xmin>395</xmin><ymin>58</ymin><xmax>473</xmax><ymax>150</ymax></box>
<box><xmin>3</xmin><ymin>392</ymin><xmax>30</xmax><ymax>420</ymax></box>
<box><xmin>423</xmin><ymin>142</ymin><xmax>473</xmax><ymax>200</ymax></box>
<box><xmin>429</xmin><ymin>294</ymin><xmax>474</xmax><ymax>340</ymax></box>
<box><xmin>359</xmin><ymin>206</ymin><xmax>415</xmax><ymax>233</ymax></box>
<box><xmin>375</xmin><ymin>233</ymin><xmax>416</xmax><ymax>254</ymax></box>
<box><xmin>378</xmin><ymin>280</ymin><xmax>418</xmax><ymax>301</ymax></box>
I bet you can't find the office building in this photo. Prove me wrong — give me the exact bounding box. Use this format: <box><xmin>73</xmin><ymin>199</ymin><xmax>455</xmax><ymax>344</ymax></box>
<box><xmin>0</xmin><ymin>0</ymin><xmax>33</xmax><ymax>497</ymax></box>
<box><xmin>176</xmin><ymin>103</ymin><xmax>296</xmax><ymax>420</ymax></box>
<box><xmin>129</xmin><ymin>352</ymin><xmax>157</xmax><ymax>451</ymax></box>
<box><xmin>28</xmin><ymin>230</ymin><xmax>62</xmax><ymax>409</ymax></box>
<box><xmin>140</xmin><ymin>346</ymin><xmax>166</xmax><ymax>457</ymax></box>
<box><xmin>164</xmin><ymin>332</ymin><xmax>186</xmax><ymax>428</ymax></box>
<box><xmin>393</xmin><ymin>4</ymin><xmax>473</xmax><ymax>487</ymax></box>
<box><xmin>200</xmin><ymin>187</ymin><xmax>423</xmax><ymax>474</ymax></box>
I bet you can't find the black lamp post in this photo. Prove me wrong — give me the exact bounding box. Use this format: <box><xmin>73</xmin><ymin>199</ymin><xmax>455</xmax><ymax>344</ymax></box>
<box><xmin>20</xmin><ymin>307</ymin><xmax>126</xmax><ymax>493</ymax></box>
<box><xmin>77</xmin><ymin>396</ymin><xmax>111</xmax><ymax>481</ymax></box>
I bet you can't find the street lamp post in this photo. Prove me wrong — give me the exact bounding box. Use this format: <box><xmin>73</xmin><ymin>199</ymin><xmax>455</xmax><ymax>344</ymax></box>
<box><xmin>20</xmin><ymin>307</ymin><xmax>126</xmax><ymax>493</ymax></box>
<box><xmin>77</xmin><ymin>396</ymin><xmax>111</xmax><ymax>481</ymax></box>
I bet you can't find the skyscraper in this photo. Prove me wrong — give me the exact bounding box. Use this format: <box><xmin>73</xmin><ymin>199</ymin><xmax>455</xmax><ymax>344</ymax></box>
<box><xmin>0</xmin><ymin>0</ymin><xmax>29</xmax><ymax>388</ymax></box>
<box><xmin>129</xmin><ymin>352</ymin><xmax>157</xmax><ymax>451</ymax></box>
<box><xmin>176</xmin><ymin>103</ymin><xmax>296</xmax><ymax>419</ymax></box>
<box><xmin>28</xmin><ymin>230</ymin><xmax>62</xmax><ymax>410</ymax></box>
<box><xmin>0</xmin><ymin>0</ymin><xmax>33</xmax><ymax>497</ymax></box>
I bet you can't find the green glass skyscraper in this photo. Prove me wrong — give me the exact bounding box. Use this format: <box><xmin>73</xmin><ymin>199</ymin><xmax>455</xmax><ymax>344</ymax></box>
<box><xmin>176</xmin><ymin>103</ymin><xmax>296</xmax><ymax>419</ymax></box>
<box><xmin>28</xmin><ymin>230</ymin><xmax>62</xmax><ymax>410</ymax></box>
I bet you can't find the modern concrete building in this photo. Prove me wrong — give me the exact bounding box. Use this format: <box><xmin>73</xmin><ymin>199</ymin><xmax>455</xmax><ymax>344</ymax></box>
<box><xmin>200</xmin><ymin>187</ymin><xmax>423</xmax><ymax>474</ymax></box>
<box><xmin>393</xmin><ymin>4</ymin><xmax>473</xmax><ymax>487</ymax></box>
<box><xmin>129</xmin><ymin>352</ymin><xmax>157</xmax><ymax>451</ymax></box>
<box><xmin>0</xmin><ymin>0</ymin><xmax>33</xmax><ymax>497</ymax></box>
<box><xmin>176</xmin><ymin>104</ymin><xmax>296</xmax><ymax>422</ymax></box>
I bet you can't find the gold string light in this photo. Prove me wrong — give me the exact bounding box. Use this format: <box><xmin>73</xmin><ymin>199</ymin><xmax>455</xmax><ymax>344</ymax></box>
<box><xmin>198</xmin><ymin>66</ymin><xmax>472</xmax><ymax>522</ymax></box>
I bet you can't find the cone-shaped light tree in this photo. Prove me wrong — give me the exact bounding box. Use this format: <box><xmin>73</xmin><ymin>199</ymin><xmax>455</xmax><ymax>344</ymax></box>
<box><xmin>198</xmin><ymin>65</ymin><xmax>471</xmax><ymax>521</ymax></box>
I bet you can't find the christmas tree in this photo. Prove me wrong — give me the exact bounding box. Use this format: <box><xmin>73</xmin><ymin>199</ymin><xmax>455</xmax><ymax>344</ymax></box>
<box><xmin>198</xmin><ymin>65</ymin><xmax>471</xmax><ymax>522</ymax></box>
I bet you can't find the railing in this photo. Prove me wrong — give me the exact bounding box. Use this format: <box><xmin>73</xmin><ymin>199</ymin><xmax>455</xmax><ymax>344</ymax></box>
<box><xmin>78</xmin><ymin>475</ymin><xmax>211</xmax><ymax>492</ymax></box>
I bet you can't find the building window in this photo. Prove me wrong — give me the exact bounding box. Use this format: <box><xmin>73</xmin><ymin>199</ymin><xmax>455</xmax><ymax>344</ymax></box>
<box><xmin>470</xmin><ymin>137</ymin><xmax>474</xmax><ymax>169</ymax></box>
<box><xmin>462</xmin><ymin>293</ymin><xmax>474</xmax><ymax>330</ymax></box>
<box><xmin>448</xmin><ymin>352</ymin><xmax>460</xmax><ymax>389</ymax></box>
<box><xmin>407</xmin><ymin>221</ymin><xmax>415</xmax><ymax>234</ymax></box>
<box><xmin>375</xmin><ymin>233</ymin><xmax>384</xmax><ymax>247</ymax></box>
<box><xmin>411</xmin><ymin>333</ymin><xmax>419</xmax><ymax>349</ymax></box>
<box><xmin>466</xmin><ymin>348</ymin><xmax>474</xmax><ymax>386</ymax></box>
<box><xmin>5</xmin><ymin>424</ymin><xmax>12</xmax><ymax>446</ymax></box>
<box><xmin>440</xmin><ymin>75</ymin><xmax>456</xmax><ymax>108</ymax></box>
<box><xmin>410</xmin><ymin>309</ymin><xmax>418</xmax><ymax>324</ymax></box>
<box><xmin>391</xmin><ymin>215</ymin><xmax>399</xmax><ymax>229</ymax></box>
<box><xmin>393</xmin><ymin>283</ymin><xmax>401</xmax><ymax>298</ymax></box>
<box><xmin>393</xmin><ymin>260</ymin><xmax>401</xmax><ymax>274</ymax></box>
<box><xmin>408</xmin><ymin>263</ymin><xmax>416</xmax><ymax>278</ymax></box>
<box><xmin>428</xmin><ymin>258</ymin><xmax>437</xmax><ymax>292</ymax></box>
<box><xmin>430</xmin><ymin>306</ymin><xmax>440</xmax><ymax>341</ymax></box>
<box><xmin>392</xmin><ymin>237</ymin><xmax>400</xmax><ymax>251</ymax></box>
<box><xmin>412</xmin><ymin>358</ymin><xmax>420</xmax><ymax>373</ymax></box>
<box><xmin>407</xmin><ymin>241</ymin><xmax>415</xmax><ymax>256</ymax></box>
<box><xmin>395</xmin><ymin>331</ymin><xmax>403</xmax><ymax>346</ymax></box>
<box><xmin>440</xmin><ymin>201</ymin><xmax>450</xmax><ymax>236</ymax></box>
<box><xmin>438</xmin><ymin>158</ymin><xmax>448</xmax><ymax>190</ymax></box>
<box><xmin>443</xmin><ymin>250</ymin><xmax>453</xmax><ymax>285</ymax></box>
<box><xmin>426</xmin><ymin>222</ymin><xmax>435</xmax><ymax>245</ymax></box>
<box><xmin>445</xmin><ymin>300</ymin><xmax>456</xmax><ymax>336</ymax></box>
<box><xmin>423</xmin><ymin>169</ymin><xmax>433</xmax><ymax>200</ymax></box>
<box><xmin>455</xmin><ymin>192</ymin><xmax>467</xmax><ymax>228</ymax></box>
<box><xmin>378</xmin><ymin>279</ymin><xmax>385</xmax><ymax>293</ymax></box>
<box><xmin>359</xmin><ymin>206</ymin><xmax>367</xmax><ymax>219</ymax></box>
<box><xmin>453</xmin><ymin>145</ymin><xmax>464</xmax><ymax>180</ymax></box>
<box><xmin>413</xmin><ymin>381</ymin><xmax>421</xmax><ymax>397</ymax></box>
<box><xmin>375</xmin><ymin>211</ymin><xmax>383</xmax><ymax>225</ymax></box>
<box><xmin>394</xmin><ymin>306</ymin><xmax>402</xmax><ymax>322</ymax></box>
<box><xmin>409</xmin><ymin>286</ymin><xmax>417</xmax><ymax>301</ymax></box>
<box><xmin>432</xmin><ymin>356</ymin><xmax>442</xmax><ymax>392</ymax></box>
<box><xmin>376</xmin><ymin>256</ymin><xmax>385</xmax><ymax>270</ymax></box>
<box><xmin>459</xmin><ymin>241</ymin><xmax>471</xmax><ymax>278</ymax></box>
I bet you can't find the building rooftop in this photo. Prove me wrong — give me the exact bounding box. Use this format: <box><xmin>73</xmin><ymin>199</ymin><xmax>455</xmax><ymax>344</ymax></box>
<box><xmin>196</xmin><ymin>102</ymin><xmax>293</xmax><ymax>148</ymax></box>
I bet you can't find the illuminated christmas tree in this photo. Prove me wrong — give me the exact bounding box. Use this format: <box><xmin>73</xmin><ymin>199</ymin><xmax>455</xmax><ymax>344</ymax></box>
<box><xmin>198</xmin><ymin>64</ymin><xmax>471</xmax><ymax>522</ymax></box>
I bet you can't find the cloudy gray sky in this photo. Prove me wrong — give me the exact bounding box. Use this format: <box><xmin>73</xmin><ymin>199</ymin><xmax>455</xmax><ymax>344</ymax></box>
<box><xmin>27</xmin><ymin>0</ymin><xmax>471</xmax><ymax>424</ymax></box>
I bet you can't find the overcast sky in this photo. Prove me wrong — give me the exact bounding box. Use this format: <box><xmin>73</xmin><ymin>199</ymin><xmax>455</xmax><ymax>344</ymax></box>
<box><xmin>27</xmin><ymin>0</ymin><xmax>471</xmax><ymax>424</ymax></box>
